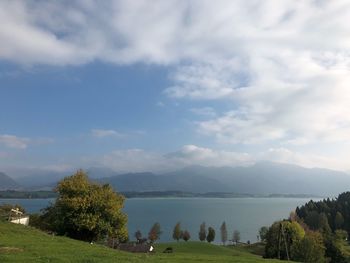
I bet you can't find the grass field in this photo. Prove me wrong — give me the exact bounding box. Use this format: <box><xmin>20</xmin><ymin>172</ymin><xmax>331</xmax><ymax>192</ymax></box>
<box><xmin>0</xmin><ymin>221</ymin><xmax>285</xmax><ymax>262</ymax></box>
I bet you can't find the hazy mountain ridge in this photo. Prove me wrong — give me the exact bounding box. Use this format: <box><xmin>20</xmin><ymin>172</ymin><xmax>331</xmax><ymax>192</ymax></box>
<box><xmin>0</xmin><ymin>172</ymin><xmax>20</xmax><ymax>190</ymax></box>
<box><xmin>98</xmin><ymin>162</ymin><xmax>350</xmax><ymax>196</ymax></box>
<box><xmin>2</xmin><ymin>162</ymin><xmax>350</xmax><ymax>195</ymax></box>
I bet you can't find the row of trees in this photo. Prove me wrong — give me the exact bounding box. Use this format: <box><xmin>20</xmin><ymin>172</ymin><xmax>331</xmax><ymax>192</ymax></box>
<box><xmin>131</xmin><ymin>221</ymin><xmax>242</xmax><ymax>244</ymax></box>
<box><xmin>173</xmin><ymin>222</ymin><xmax>191</xmax><ymax>242</ymax></box>
<box><xmin>187</xmin><ymin>221</ymin><xmax>240</xmax><ymax>244</ymax></box>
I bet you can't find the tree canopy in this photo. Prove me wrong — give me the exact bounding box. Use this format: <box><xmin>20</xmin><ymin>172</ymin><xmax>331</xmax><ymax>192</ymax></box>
<box><xmin>41</xmin><ymin>170</ymin><xmax>128</xmax><ymax>242</ymax></box>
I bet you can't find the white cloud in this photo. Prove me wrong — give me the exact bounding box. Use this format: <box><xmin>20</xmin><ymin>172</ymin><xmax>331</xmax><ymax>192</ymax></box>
<box><xmin>0</xmin><ymin>134</ymin><xmax>30</xmax><ymax>149</ymax></box>
<box><xmin>166</xmin><ymin>144</ymin><xmax>253</xmax><ymax>167</ymax></box>
<box><xmin>259</xmin><ymin>147</ymin><xmax>350</xmax><ymax>171</ymax></box>
<box><xmin>2</xmin><ymin>1</ymin><xmax>349</xmax><ymax>146</ymax></box>
<box><xmin>96</xmin><ymin>145</ymin><xmax>253</xmax><ymax>172</ymax></box>
<box><xmin>2</xmin><ymin>1</ymin><xmax>350</xmax><ymax>169</ymax></box>
<box><xmin>91</xmin><ymin>129</ymin><xmax>125</xmax><ymax>138</ymax></box>
<box><xmin>92</xmin><ymin>145</ymin><xmax>347</xmax><ymax>172</ymax></box>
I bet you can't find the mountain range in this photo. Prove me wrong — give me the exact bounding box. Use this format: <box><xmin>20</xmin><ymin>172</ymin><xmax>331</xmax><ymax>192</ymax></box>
<box><xmin>1</xmin><ymin>162</ymin><xmax>350</xmax><ymax>196</ymax></box>
<box><xmin>0</xmin><ymin>172</ymin><xmax>20</xmax><ymax>190</ymax></box>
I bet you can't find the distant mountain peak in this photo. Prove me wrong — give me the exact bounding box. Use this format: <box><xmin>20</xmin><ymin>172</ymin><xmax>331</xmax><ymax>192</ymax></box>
<box><xmin>0</xmin><ymin>172</ymin><xmax>20</xmax><ymax>190</ymax></box>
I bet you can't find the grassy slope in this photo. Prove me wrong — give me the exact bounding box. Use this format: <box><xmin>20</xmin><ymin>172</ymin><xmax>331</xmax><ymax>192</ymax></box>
<box><xmin>0</xmin><ymin>221</ymin><xmax>283</xmax><ymax>263</ymax></box>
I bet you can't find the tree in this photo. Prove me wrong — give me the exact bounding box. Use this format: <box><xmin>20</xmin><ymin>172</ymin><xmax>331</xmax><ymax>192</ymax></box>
<box><xmin>305</xmin><ymin>211</ymin><xmax>320</xmax><ymax>230</ymax></box>
<box><xmin>324</xmin><ymin>232</ymin><xmax>348</xmax><ymax>263</ymax></box>
<box><xmin>206</xmin><ymin>227</ymin><xmax>215</xmax><ymax>243</ymax></box>
<box><xmin>148</xmin><ymin>222</ymin><xmax>162</xmax><ymax>243</ymax></box>
<box><xmin>182</xmin><ymin>230</ymin><xmax>191</xmax><ymax>242</ymax></box>
<box><xmin>40</xmin><ymin>170</ymin><xmax>128</xmax><ymax>242</ymax></box>
<box><xmin>265</xmin><ymin>220</ymin><xmax>305</xmax><ymax>260</ymax></box>
<box><xmin>173</xmin><ymin>222</ymin><xmax>183</xmax><ymax>241</ymax></box>
<box><xmin>233</xmin><ymin>230</ymin><xmax>241</xmax><ymax>244</ymax></box>
<box><xmin>259</xmin><ymin>226</ymin><xmax>269</xmax><ymax>242</ymax></box>
<box><xmin>291</xmin><ymin>231</ymin><xmax>326</xmax><ymax>263</ymax></box>
<box><xmin>220</xmin><ymin>221</ymin><xmax>228</xmax><ymax>245</ymax></box>
<box><xmin>319</xmin><ymin>213</ymin><xmax>331</xmax><ymax>238</ymax></box>
<box><xmin>334</xmin><ymin>212</ymin><xmax>344</xmax><ymax>230</ymax></box>
<box><xmin>135</xmin><ymin>230</ymin><xmax>142</xmax><ymax>243</ymax></box>
<box><xmin>199</xmin><ymin>222</ymin><xmax>206</xmax><ymax>241</ymax></box>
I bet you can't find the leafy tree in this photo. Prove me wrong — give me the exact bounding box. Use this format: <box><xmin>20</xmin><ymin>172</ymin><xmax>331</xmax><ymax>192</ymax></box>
<box><xmin>291</xmin><ymin>231</ymin><xmax>326</xmax><ymax>263</ymax></box>
<box><xmin>148</xmin><ymin>222</ymin><xmax>162</xmax><ymax>243</ymax></box>
<box><xmin>199</xmin><ymin>222</ymin><xmax>206</xmax><ymax>241</ymax></box>
<box><xmin>206</xmin><ymin>227</ymin><xmax>215</xmax><ymax>243</ymax></box>
<box><xmin>324</xmin><ymin>230</ymin><xmax>350</xmax><ymax>262</ymax></box>
<box><xmin>182</xmin><ymin>230</ymin><xmax>191</xmax><ymax>242</ymax></box>
<box><xmin>265</xmin><ymin>220</ymin><xmax>305</xmax><ymax>260</ymax></box>
<box><xmin>233</xmin><ymin>230</ymin><xmax>241</xmax><ymax>244</ymax></box>
<box><xmin>173</xmin><ymin>222</ymin><xmax>183</xmax><ymax>241</ymax></box>
<box><xmin>259</xmin><ymin>226</ymin><xmax>269</xmax><ymax>242</ymax></box>
<box><xmin>40</xmin><ymin>170</ymin><xmax>127</xmax><ymax>242</ymax></box>
<box><xmin>220</xmin><ymin>221</ymin><xmax>228</xmax><ymax>245</ymax></box>
<box><xmin>135</xmin><ymin>230</ymin><xmax>142</xmax><ymax>243</ymax></box>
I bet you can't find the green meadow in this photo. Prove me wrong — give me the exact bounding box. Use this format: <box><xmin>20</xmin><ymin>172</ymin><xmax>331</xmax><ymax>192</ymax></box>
<box><xmin>0</xmin><ymin>221</ymin><xmax>284</xmax><ymax>263</ymax></box>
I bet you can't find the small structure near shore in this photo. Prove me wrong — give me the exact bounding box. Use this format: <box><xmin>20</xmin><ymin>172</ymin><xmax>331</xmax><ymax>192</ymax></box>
<box><xmin>9</xmin><ymin>208</ymin><xmax>29</xmax><ymax>226</ymax></box>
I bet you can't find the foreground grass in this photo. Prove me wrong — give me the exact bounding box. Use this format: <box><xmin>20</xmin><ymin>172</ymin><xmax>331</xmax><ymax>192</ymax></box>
<box><xmin>0</xmin><ymin>221</ymin><xmax>284</xmax><ymax>262</ymax></box>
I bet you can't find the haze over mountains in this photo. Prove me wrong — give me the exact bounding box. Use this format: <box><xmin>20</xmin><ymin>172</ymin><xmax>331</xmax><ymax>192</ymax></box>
<box><xmin>0</xmin><ymin>162</ymin><xmax>350</xmax><ymax>196</ymax></box>
<box><xmin>1</xmin><ymin>162</ymin><xmax>350</xmax><ymax>196</ymax></box>
<box><xmin>0</xmin><ymin>172</ymin><xmax>19</xmax><ymax>190</ymax></box>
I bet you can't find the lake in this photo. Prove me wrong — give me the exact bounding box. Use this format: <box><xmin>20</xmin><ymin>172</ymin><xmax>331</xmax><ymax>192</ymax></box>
<box><xmin>0</xmin><ymin>197</ymin><xmax>317</xmax><ymax>243</ymax></box>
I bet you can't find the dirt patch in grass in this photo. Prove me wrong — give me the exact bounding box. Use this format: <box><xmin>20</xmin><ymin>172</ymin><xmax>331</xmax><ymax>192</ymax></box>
<box><xmin>0</xmin><ymin>246</ymin><xmax>24</xmax><ymax>253</ymax></box>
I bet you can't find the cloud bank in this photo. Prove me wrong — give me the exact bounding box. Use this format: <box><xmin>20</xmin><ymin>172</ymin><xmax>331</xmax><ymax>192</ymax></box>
<box><xmin>1</xmin><ymin>1</ymin><xmax>350</xmax><ymax>170</ymax></box>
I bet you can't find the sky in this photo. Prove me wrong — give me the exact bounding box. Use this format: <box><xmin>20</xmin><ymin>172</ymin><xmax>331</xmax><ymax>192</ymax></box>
<box><xmin>1</xmin><ymin>0</ymin><xmax>350</xmax><ymax>175</ymax></box>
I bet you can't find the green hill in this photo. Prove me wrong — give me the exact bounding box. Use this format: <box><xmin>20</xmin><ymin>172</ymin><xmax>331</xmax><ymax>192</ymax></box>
<box><xmin>0</xmin><ymin>221</ymin><xmax>283</xmax><ymax>262</ymax></box>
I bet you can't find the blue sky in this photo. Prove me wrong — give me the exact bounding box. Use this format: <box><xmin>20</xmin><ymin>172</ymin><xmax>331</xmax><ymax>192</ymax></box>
<box><xmin>1</xmin><ymin>1</ymin><xmax>350</xmax><ymax>174</ymax></box>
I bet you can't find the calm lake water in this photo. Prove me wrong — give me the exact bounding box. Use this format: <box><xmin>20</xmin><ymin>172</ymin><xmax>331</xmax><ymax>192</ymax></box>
<box><xmin>0</xmin><ymin>197</ymin><xmax>317</xmax><ymax>243</ymax></box>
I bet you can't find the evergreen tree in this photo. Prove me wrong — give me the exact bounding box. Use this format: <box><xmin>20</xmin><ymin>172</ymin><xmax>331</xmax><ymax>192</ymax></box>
<box><xmin>199</xmin><ymin>222</ymin><xmax>206</xmax><ymax>241</ymax></box>
<box><xmin>334</xmin><ymin>212</ymin><xmax>344</xmax><ymax>230</ymax></box>
<box><xmin>319</xmin><ymin>213</ymin><xmax>331</xmax><ymax>238</ymax></box>
<box><xmin>220</xmin><ymin>221</ymin><xmax>228</xmax><ymax>245</ymax></box>
<box><xmin>206</xmin><ymin>227</ymin><xmax>215</xmax><ymax>243</ymax></box>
